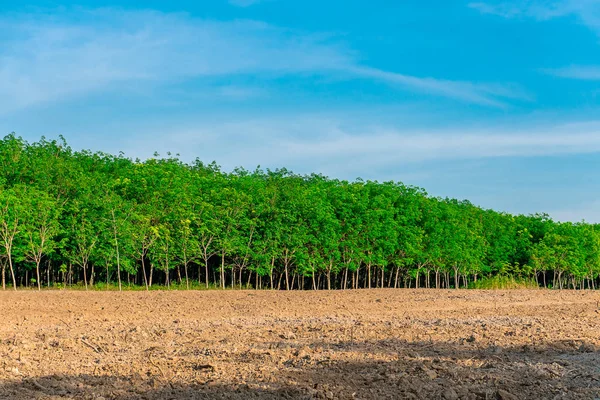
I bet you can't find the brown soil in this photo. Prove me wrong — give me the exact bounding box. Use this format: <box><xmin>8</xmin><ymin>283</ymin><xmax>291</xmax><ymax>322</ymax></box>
<box><xmin>0</xmin><ymin>289</ymin><xmax>599</xmax><ymax>399</ymax></box>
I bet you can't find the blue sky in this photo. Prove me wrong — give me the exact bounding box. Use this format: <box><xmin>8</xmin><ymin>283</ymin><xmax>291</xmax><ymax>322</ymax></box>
<box><xmin>1</xmin><ymin>1</ymin><xmax>600</xmax><ymax>221</ymax></box>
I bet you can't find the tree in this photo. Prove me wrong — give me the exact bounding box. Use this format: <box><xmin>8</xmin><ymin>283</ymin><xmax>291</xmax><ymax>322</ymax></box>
<box><xmin>22</xmin><ymin>189</ymin><xmax>61</xmax><ymax>290</ymax></box>
<box><xmin>0</xmin><ymin>186</ymin><xmax>25</xmax><ymax>290</ymax></box>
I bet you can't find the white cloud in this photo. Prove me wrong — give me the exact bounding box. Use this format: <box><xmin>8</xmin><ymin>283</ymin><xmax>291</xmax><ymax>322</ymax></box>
<box><xmin>545</xmin><ymin>65</ymin><xmax>600</xmax><ymax>80</ymax></box>
<box><xmin>350</xmin><ymin>66</ymin><xmax>531</xmax><ymax>107</ymax></box>
<box><xmin>549</xmin><ymin>200</ymin><xmax>600</xmax><ymax>223</ymax></box>
<box><xmin>229</xmin><ymin>0</ymin><xmax>263</xmax><ymax>7</ymax></box>
<box><xmin>0</xmin><ymin>8</ymin><xmax>526</xmax><ymax>113</ymax></box>
<box><xmin>216</xmin><ymin>85</ymin><xmax>267</xmax><ymax>99</ymax></box>
<box><xmin>469</xmin><ymin>0</ymin><xmax>600</xmax><ymax>33</ymax></box>
<box><xmin>103</xmin><ymin>115</ymin><xmax>600</xmax><ymax>177</ymax></box>
<box><xmin>468</xmin><ymin>1</ymin><xmax>573</xmax><ymax>20</ymax></box>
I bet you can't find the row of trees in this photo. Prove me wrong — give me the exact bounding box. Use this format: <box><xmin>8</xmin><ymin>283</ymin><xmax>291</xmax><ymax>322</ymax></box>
<box><xmin>1</xmin><ymin>134</ymin><xmax>598</xmax><ymax>291</ymax></box>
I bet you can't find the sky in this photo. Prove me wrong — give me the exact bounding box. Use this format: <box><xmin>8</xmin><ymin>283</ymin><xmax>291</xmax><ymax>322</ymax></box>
<box><xmin>1</xmin><ymin>1</ymin><xmax>600</xmax><ymax>222</ymax></box>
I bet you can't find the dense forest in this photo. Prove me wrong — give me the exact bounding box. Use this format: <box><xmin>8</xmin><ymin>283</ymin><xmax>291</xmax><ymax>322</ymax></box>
<box><xmin>0</xmin><ymin>134</ymin><xmax>598</xmax><ymax>291</ymax></box>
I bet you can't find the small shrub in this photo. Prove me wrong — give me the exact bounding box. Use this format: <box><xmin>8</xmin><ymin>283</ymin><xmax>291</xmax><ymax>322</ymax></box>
<box><xmin>470</xmin><ymin>275</ymin><xmax>539</xmax><ymax>290</ymax></box>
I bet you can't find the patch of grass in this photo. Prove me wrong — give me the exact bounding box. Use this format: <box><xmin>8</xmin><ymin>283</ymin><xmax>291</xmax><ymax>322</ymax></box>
<box><xmin>470</xmin><ymin>275</ymin><xmax>539</xmax><ymax>290</ymax></box>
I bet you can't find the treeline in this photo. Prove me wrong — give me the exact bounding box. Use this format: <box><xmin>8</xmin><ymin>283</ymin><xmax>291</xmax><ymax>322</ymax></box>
<box><xmin>0</xmin><ymin>134</ymin><xmax>598</xmax><ymax>291</ymax></box>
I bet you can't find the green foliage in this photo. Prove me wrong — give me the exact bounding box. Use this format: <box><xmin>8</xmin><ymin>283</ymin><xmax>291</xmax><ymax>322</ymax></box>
<box><xmin>470</xmin><ymin>276</ymin><xmax>539</xmax><ymax>290</ymax></box>
<box><xmin>0</xmin><ymin>134</ymin><xmax>599</xmax><ymax>291</ymax></box>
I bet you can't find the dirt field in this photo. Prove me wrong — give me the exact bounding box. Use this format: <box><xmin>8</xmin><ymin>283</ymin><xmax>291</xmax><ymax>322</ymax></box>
<box><xmin>0</xmin><ymin>290</ymin><xmax>598</xmax><ymax>400</ymax></box>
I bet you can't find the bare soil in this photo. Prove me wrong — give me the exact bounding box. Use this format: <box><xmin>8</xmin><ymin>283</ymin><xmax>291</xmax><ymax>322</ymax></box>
<box><xmin>0</xmin><ymin>289</ymin><xmax>599</xmax><ymax>399</ymax></box>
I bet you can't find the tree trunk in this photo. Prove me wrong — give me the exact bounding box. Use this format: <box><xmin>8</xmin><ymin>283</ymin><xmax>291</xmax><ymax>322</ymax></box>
<box><xmin>111</xmin><ymin>210</ymin><xmax>122</xmax><ymax>292</ymax></box>
<box><xmin>204</xmin><ymin>256</ymin><xmax>209</xmax><ymax>288</ymax></box>
<box><xmin>277</xmin><ymin>272</ymin><xmax>283</xmax><ymax>290</ymax></box>
<box><xmin>416</xmin><ymin>268</ymin><xmax>420</xmax><ymax>289</ymax></box>
<box><xmin>453</xmin><ymin>266</ymin><xmax>460</xmax><ymax>289</ymax></box>
<box><xmin>270</xmin><ymin>256</ymin><xmax>275</xmax><ymax>289</ymax></box>
<box><xmin>184</xmin><ymin>262</ymin><xmax>190</xmax><ymax>290</ymax></box>
<box><xmin>82</xmin><ymin>262</ymin><xmax>88</xmax><ymax>290</ymax></box>
<box><xmin>284</xmin><ymin>261</ymin><xmax>290</xmax><ymax>291</ymax></box>
<box><xmin>343</xmin><ymin>267</ymin><xmax>348</xmax><ymax>290</ymax></box>
<box><xmin>90</xmin><ymin>263</ymin><xmax>95</xmax><ymax>287</ymax></box>
<box><xmin>8</xmin><ymin>255</ymin><xmax>17</xmax><ymax>291</ymax></box>
<box><xmin>36</xmin><ymin>260</ymin><xmax>41</xmax><ymax>291</ymax></box>
<box><xmin>221</xmin><ymin>250</ymin><xmax>225</xmax><ymax>289</ymax></box>
<box><xmin>543</xmin><ymin>271</ymin><xmax>547</xmax><ymax>288</ymax></box>
<box><xmin>141</xmin><ymin>253</ymin><xmax>149</xmax><ymax>291</ymax></box>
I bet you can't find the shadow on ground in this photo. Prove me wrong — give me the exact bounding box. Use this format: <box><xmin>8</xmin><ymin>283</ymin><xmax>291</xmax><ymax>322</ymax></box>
<box><xmin>1</xmin><ymin>339</ymin><xmax>599</xmax><ymax>400</ymax></box>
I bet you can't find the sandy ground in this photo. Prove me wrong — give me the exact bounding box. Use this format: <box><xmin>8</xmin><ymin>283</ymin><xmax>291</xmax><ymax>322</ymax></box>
<box><xmin>0</xmin><ymin>289</ymin><xmax>599</xmax><ymax>399</ymax></box>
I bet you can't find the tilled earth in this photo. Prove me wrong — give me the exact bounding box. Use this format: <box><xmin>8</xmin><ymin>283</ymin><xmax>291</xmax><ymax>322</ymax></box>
<box><xmin>0</xmin><ymin>289</ymin><xmax>599</xmax><ymax>399</ymax></box>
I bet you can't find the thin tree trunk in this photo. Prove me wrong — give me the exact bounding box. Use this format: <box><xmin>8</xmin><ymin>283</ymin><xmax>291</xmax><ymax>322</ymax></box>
<box><xmin>141</xmin><ymin>253</ymin><xmax>149</xmax><ymax>291</ymax></box>
<box><xmin>204</xmin><ymin>256</ymin><xmax>209</xmax><ymax>288</ymax></box>
<box><xmin>83</xmin><ymin>262</ymin><xmax>88</xmax><ymax>290</ymax></box>
<box><xmin>270</xmin><ymin>256</ymin><xmax>275</xmax><ymax>289</ymax></box>
<box><xmin>277</xmin><ymin>272</ymin><xmax>283</xmax><ymax>290</ymax></box>
<box><xmin>8</xmin><ymin>256</ymin><xmax>17</xmax><ymax>291</ymax></box>
<box><xmin>184</xmin><ymin>262</ymin><xmax>189</xmax><ymax>290</ymax></box>
<box><xmin>90</xmin><ymin>263</ymin><xmax>95</xmax><ymax>287</ymax></box>
<box><xmin>36</xmin><ymin>261</ymin><xmax>41</xmax><ymax>291</ymax></box>
<box><xmin>221</xmin><ymin>250</ymin><xmax>225</xmax><ymax>289</ymax></box>
<box><xmin>543</xmin><ymin>271</ymin><xmax>547</xmax><ymax>288</ymax></box>
<box><xmin>110</xmin><ymin>211</ymin><xmax>122</xmax><ymax>292</ymax></box>
<box><xmin>284</xmin><ymin>261</ymin><xmax>290</xmax><ymax>291</ymax></box>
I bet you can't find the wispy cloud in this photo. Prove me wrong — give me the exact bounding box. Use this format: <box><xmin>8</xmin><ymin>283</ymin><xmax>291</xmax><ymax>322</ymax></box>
<box><xmin>469</xmin><ymin>1</ymin><xmax>600</xmax><ymax>34</ymax></box>
<box><xmin>549</xmin><ymin>200</ymin><xmax>600</xmax><ymax>223</ymax></box>
<box><xmin>0</xmin><ymin>8</ymin><xmax>526</xmax><ymax>113</ymax></box>
<box><xmin>468</xmin><ymin>1</ymin><xmax>573</xmax><ymax>20</ymax></box>
<box><xmin>350</xmin><ymin>66</ymin><xmax>530</xmax><ymax>107</ymax></box>
<box><xmin>216</xmin><ymin>85</ymin><xmax>268</xmax><ymax>99</ymax></box>
<box><xmin>229</xmin><ymin>0</ymin><xmax>263</xmax><ymax>7</ymax></box>
<box><xmin>544</xmin><ymin>65</ymin><xmax>600</xmax><ymax>80</ymax></box>
<box><xmin>470</xmin><ymin>1</ymin><xmax>600</xmax><ymax>82</ymax></box>
<box><xmin>105</xmin><ymin>115</ymin><xmax>600</xmax><ymax>179</ymax></box>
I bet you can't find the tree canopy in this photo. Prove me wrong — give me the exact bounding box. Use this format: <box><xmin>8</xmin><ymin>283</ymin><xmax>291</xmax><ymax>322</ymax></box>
<box><xmin>1</xmin><ymin>134</ymin><xmax>598</xmax><ymax>290</ymax></box>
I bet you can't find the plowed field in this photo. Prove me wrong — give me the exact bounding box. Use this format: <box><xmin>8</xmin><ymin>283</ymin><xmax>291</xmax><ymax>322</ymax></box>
<box><xmin>0</xmin><ymin>290</ymin><xmax>599</xmax><ymax>399</ymax></box>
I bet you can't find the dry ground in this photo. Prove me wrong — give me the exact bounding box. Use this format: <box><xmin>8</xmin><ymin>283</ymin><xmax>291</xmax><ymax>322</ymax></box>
<box><xmin>0</xmin><ymin>289</ymin><xmax>599</xmax><ymax>399</ymax></box>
